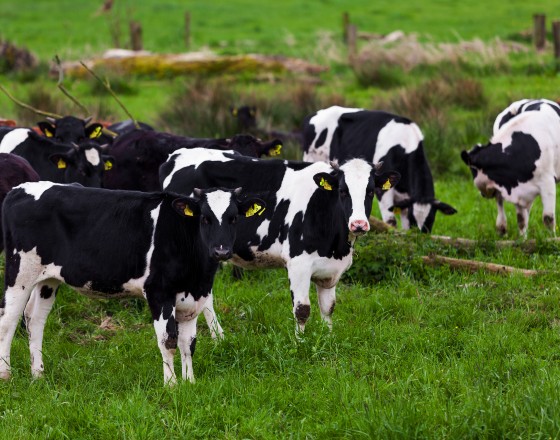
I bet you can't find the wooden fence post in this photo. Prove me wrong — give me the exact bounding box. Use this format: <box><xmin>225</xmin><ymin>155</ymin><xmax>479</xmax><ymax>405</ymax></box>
<box><xmin>129</xmin><ymin>20</ymin><xmax>143</xmax><ymax>51</ymax></box>
<box><xmin>342</xmin><ymin>12</ymin><xmax>350</xmax><ymax>43</ymax></box>
<box><xmin>347</xmin><ymin>24</ymin><xmax>357</xmax><ymax>58</ymax></box>
<box><xmin>553</xmin><ymin>20</ymin><xmax>560</xmax><ymax>61</ymax></box>
<box><xmin>185</xmin><ymin>11</ymin><xmax>191</xmax><ymax>49</ymax></box>
<box><xmin>533</xmin><ymin>13</ymin><xmax>546</xmax><ymax>50</ymax></box>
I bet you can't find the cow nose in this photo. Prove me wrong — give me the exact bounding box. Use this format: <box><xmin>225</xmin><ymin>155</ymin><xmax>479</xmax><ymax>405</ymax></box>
<box><xmin>350</xmin><ymin>219</ymin><xmax>370</xmax><ymax>235</ymax></box>
<box><xmin>213</xmin><ymin>248</ymin><xmax>232</xmax><ymax>261</ymax></box>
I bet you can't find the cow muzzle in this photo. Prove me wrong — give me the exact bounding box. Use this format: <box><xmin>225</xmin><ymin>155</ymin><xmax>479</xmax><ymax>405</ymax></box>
<box><xmin>213</xmin><ymin>247</ymin><xmax>233</xmax><ymax>261</ymax></box>
<box><xmin>349</xmin><ymin>219</ymin><xmax>370</xmax><ymax>236</ymax></box>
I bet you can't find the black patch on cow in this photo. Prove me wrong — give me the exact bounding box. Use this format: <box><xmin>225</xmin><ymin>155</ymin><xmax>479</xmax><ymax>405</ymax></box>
<box><xmin>4</xmin><ymin>248</ymin><xmax>21</xmax><ymax>288</ymax></box>
<box><xmin>497</xmin><ymin>112</ymin><xmax>516</xmax><ymax>130</ymax></box>
<box><xmin>165</xmin><ymin>315</ymin><xmax>178</xmax><ymax>349</ymax></box>
<box><xmin>290</xmin><ymin>290</ymin><xmax>294</xmax><ymax>307</ymax></box>
<box><xmin>315</xmin><ymin>128</ymin><xmax>328</xmax><ymax>150</ymax></box>
<box><xmin>39</xmin><ymin>285</ymin><xmax>54</xmax><ymax>299</ymax></box>
<box><xmin>295</xmin><ymin>304</ymin><xmax>311</xmax><ymax>324</ymax></box>
<box><xmin>469</xmin><ymin>132</ymin><xmax>541</xmax><ymax>195</ymax></box>
<box><xmin>517</xmin><ymin>212</ymin><xmax>526</xmax><ymax>231</ymax></box>
<box><xmin>258</xmin><ymin>199</ymin><xmax>290</xmax><ymax>252</ymax></box>
<box><xmin>328</xmin><ymin>302</ymin><xmax>336</xmax><ymax>316</ymax></box>
<box><xmin>190</xmin><ymin>337</ymin><xmax>197</xmax><ymax>356</ymax></box>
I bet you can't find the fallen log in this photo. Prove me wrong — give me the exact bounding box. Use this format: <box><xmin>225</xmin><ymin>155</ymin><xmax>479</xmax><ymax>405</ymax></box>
<box><xmin>368</xmin><ymin>216</ymin><xmax>395</xmax><ymax>233</ymax></box>
<box><xmin>430</xmin><ymin>235</ymin><xmax>560</xmax><ymax>252</ymax></box>
<box><xmin>421</xmin><ymin>254</ymin><xmax>546</xmax><ymax>276</ymax></box>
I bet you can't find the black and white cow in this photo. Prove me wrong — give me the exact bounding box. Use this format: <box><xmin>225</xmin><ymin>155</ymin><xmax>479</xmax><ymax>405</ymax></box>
<box><xmin>461</xmin><ymin>106</ymin><xmax>560</xmax><ymax>236</ymax></box>
<box><xmin>302</xmin><ymin>105</ymin><xmax>456</xmax><ymax>232</ymax></box>
<box><xmin>0</xmin><ymin>128</ymin><xmax>114</xmax><ymax>187</ymax></box>
<box><xmin>160</xmin><ymin>148</ymin><xmax>400</xmax><ymax>333</ymax></box>
<box><xmin>0</xmin><ymin>183</ymin><xmax>265</xmax><ymax>385</ymax></box>
<box><xmin>103</xmin><ymin>130</ymin><xmax>282</xmax><ymax>191</ymax></box>
<box><xmin>37</xmin><ymin>116</ymin><xmax>104</xmax><ymax>144</ymax></box>
<box><xmin>493</xmin><ymin>99</ymin><xmax>560</xmax><ymax>134</ymax></box>
<box><xmin>0</xmin><ymin>154</ymin><xmax>39</xmax><ymax>253</ymax></box>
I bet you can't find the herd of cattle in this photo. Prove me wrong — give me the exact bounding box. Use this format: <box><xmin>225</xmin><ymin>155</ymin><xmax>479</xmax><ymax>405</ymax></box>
<box><xmin>0</xmin><ymin>98</ymin><xmax>557</xmax><ymax>385</ymax></box>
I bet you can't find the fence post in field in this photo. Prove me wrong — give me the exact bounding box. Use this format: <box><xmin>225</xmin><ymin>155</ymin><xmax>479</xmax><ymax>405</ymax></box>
<box><xmin>553</xmin><ymin>20</ymin><xmax>560</xmax><ymax>64</ymax></box>
<box><xmin>185</xmin><ymin>11</ymin><xmax>191</xmax><ymax>49</ymax></box>
<box><xmin>129</xmin><ymin>20</ymin><xmax>143</xmax><ymax>51</ymax></box>
<box><xmin>533</xmin><ymin>13</ymin><xmax>546</xmax><ymax>50</ymax></box>
<box><xmin>347</xmin><ymin>24</ymin><xmax>357</xmax><ymax>58</ymax></box>
<box><xmin>342</xmin><ymin>12</ymin><xmax>350</xmax><ymax>43</ymax></box>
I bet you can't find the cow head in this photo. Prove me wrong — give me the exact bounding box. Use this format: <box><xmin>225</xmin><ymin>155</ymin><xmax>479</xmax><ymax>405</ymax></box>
<box><xmin>228</xmin><ymin>134</ymin><xmax>283</xmax><ymax>158</ymax></box>
<box><xmin>48</xmin><ymin>142</ymin><xmax>114</xmax><ymax>188</ymax></box>
<box><xmin>461</xmin><ymin>145</ymin><xmax>497</xmax><ymax>198</ymax></box>
<box><xmin>389</xmin><ymin>199</ymin><xmax>457</xmax><ymax>233</ymax></box>
<box><xmin>231</xmin><ymin>105</ymin><xmax>257</xmax><ymax>132</ymax></box>
<box><xmin>172</xmin><ymin>187</ymin><xmax>266</xmax><ymax>261</ymax></box>
<box><xmin>38</xmin><ymin>116</ymin><xmax>103</xmax><ymax>144</ymax></box>
<box><xmin>313</xmin><ymin>159</ymin><xmax>400</xmax><ymax>238</ymax></box>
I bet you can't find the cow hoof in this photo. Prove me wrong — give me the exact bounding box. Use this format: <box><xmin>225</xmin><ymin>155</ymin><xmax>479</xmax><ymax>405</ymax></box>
<box><xmin>0</xmin><ymin>370</ymin><xmax>11</xmax><ymax>381</ymax></box>
<box><xmin>544</xmin><ymin>215</ymin><xmax>554</xmax><ymax>229</ymax></box>
<box><xmin>496</xmin><ymin>225</ymin><xmax>507</xmax><ymax>236</ymax></box>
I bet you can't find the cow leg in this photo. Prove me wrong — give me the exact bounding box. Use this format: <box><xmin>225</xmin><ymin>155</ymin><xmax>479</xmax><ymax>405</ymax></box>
<box><xmin>177</xmin><ymin>317</ymin><xmax>198</xmax><ymax>383</ymax></box>
<box><xmin>287</xmin><ymin>261</ymin><xmax>312</xmax><ymax>334</ymax></box>
<box><xmin>147</xmin><ymin>296</ymin><xmax>178</xmax><ymax>386</ymax></box>
<box><xmin>540</xmin><ymin>178</ymin><xmax>556</xmax><ymax>233</ymax></box>
<box><xmin>202</xmin><ymin>291</ymin><xmax>224</xmax><ymax>340</ymax></box>
<box><xmin>377</xmin><ymin>190</ymin><xmax>397</xmax><ymax>227</ymax></box>
<box><xmin>495</xmin><ymin>194</ymin><xmax>507</xmax><ymax>236</ymax></box>
<box><xmin>0</xmin><ymin>285</ymin><xmax>34</xmax><ymax>380</ymax></box>
<box><xmin>315</xmin><ymin>284</ymin><xmax>336</xmax><ymax>330</ymax></box>
<box><xmin>516</xmin><ymin>204</ymin><xmax>531</xmax><ymax>237</ymax></box>
<box><xmin>24</xmin><ymin>280</ymin><xmax>59</xmax><ymax>378</ymax></box>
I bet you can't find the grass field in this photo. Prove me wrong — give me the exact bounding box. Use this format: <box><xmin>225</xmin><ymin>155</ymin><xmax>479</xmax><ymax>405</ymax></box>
<box><xmin>3</xmin><ymin>1</ymin><xmax>560</xmax><ymax>438</ymax></box>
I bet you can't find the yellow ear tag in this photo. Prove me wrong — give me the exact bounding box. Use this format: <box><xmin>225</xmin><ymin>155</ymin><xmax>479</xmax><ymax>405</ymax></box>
<box><xmin>89</xmin><ymin>126</ymin><xmax>102</xmax><ymax>139</ymax></box>
<box><xmin>382</xmin><ymin>179</ymin><xmax>392</xmax><ymax>190</ymax></box>
<box><xmin>232</xmin><ymin>109</ymin><xmax>238</xmax><ymax>116</ymax></box>
<box><xmin>104</xmin><ymin>161</ymin><xmax>113</xmax><ymax>171</ymax></box>
<box><xmin>246</xmin><ymin>203</ymin><xmax>265</xmax><ymax>217</ymax></box>
<box><xmin>45</xmin><ymin>129</ymin><xmax>53</xmax><ymax>138</ymax></box>
<box><xmin>57</xmin><ymin>158</ymin><xmax>67</xmax><ymax>169</ymax></box>
<box><xmin>320</xmin><ymin>177</ymin><xmax>332</xmax><ymax>191</ymax></box>
<box><xmin>269</xmin><ymin>144</ymin><xmax>282</xmax><ymax>156</ymax></box>
<box><xmin>393</xmin><ymin>207</ymin><xmax>401</xmax><ymax>215</ymax></box>
<box><xmin>184</xmin><ymin>206</ymin><xmax>194</xmax><ymax>217</ymax></box>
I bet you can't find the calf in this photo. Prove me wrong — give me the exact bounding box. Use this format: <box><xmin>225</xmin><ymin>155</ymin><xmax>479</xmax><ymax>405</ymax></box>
<box><xmin>0</xmin><ymin>128</ymin><xmax>113</xmax><ymax>187</ymax></box>
<box><xmin>0</xmin><ymin>154</ymin><xmax>39</xmax><ymax>253</ymax></box>
<box><xmin>461</xmin><ymin>107</ymin><xmax>560</xmax><ymax>236</ymax></box>
<box><xmin>303</xmin><ymin>105</ymin><xmax>456</xmax><ymax>232</ymax></box>
<box><xmin>160</xmin><ymin>148</ymin><xmax>400</xmax><ymax>333</ymax></box>
<box><xmin>493</xmin><ymin>99</ymin><xmax>560</xmax><ymax>134</ymax></box>
<box><xmin>0</xmin><ymin>183</ymin><xmax>264</xmax><ymax>385</ymax></box>
<box><xmin>103</xmin><ymin>129</ymin><xmax>282</xmax><ymax>191</ymax></box>
<box><xmin>37</xmin><ymin>116</ymin><xmax>104</xmax><ymax>144</ymax></box>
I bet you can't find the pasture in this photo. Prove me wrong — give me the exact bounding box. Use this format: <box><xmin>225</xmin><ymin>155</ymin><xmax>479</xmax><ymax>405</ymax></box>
<box><xmin>2</xmin><ymin>1</ymin><xmax>560</xmax><ymax>438</ymax></box>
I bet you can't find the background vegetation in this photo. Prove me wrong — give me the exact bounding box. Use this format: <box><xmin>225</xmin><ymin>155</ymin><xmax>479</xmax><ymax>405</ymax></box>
<box><xmin>2</xmin><ymin>1</ymin><xmax>560</xmax><ymax>438</ymax></box>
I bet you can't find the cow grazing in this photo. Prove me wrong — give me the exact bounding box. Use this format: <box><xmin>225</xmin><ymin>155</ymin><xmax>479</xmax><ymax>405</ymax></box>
<box><xmin>103</xmin><ymin>129</ymin><xmax>282</xmax><ymax>191</ymax></box>
<box><xmin>160</xmin><ymin>148</ymin><xmax>400</xmax><ymax>333</ymax></box>
<box><xmin>493</xmin><ymin>99</ymin><xmax>560</xmax><ymax>134</ymax></box>
<box><xmin>461</xmin><ymin>107</ymin><xmax>560</xmax><ymax>236</ymax></box>
<box><xmin>0</xmin><ymin>183</ymin><xmax>265</xmax><ymax>385</ymax></box>
<box><xmin>302</xmin><ymin>105</ymin><xmax>456</xmax><ymax>232</ymax></box>
<box><xmin>0</xmin><ymin>128</ymin><xmax>114</xmax><ymax>187</ymax></box>
<box><xmin>0</xmin><ymin>154</ymin><xmax>39</xmax><ymax>253</ymax></box>
<box><xmin>37</xmin><ymin>116</ymin><xmax>104</xmax><ymax>144</ymax></box>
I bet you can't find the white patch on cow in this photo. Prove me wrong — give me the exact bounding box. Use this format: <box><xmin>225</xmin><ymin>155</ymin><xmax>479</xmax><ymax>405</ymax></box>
<box><xmin>373</xmin><ymin>120</ymin><xmax>423</xmax><ymax>163</ymax></box>
<box><xmin>304</xmin><ymin>106</ymin><xmax>363</xmax><ymax>163</ymax></box>
<box><xmin>18</xmin><ymin>181</ymin><xmax>62</xmax><ymax>201</ymax></box>
<box><xmin>122</xmin><ymin>204</ymin><xmax>161</xmax><ymax>294</ymax></box>
<box><xmin>84</xmin><ymin>148</ymin><xmax>100</xmax><ymax>166</ymax></box>
<box><xmin>205</xmin><ymin>190</ymin><xmax>233</xmax><ymax>225</ymax></box>
<box><xmin>0</xmin><ymin>128</ymin><xmax>31</xmax><ymax>153</ymax></box>
<box><xmin>340</xmin><ymin>159</ymin><xmax>373</xmax><ymax>227</ymax></box>
<box><xmin>162</xmin><ymin>147</ymin><xmax>235</xmax><ymax>189</ymax></box>
<box><xmin>7</xmin><ymin>247</ymin><xmax>64</xmax><ymax>293</ymax></box>
<box><xmin>493</xmin><ymin>99</ymin><xmax>560</xmax><ymax>135</ymax></box>
<box><xmin>175</xmin><ymin>292</ymin><xmax>208</xmax><ymax>322</ymax></box>
<box><xmin>412</xmin><ymin>203</ymin><xmax>431</xmax><ymax>230</ymax></box>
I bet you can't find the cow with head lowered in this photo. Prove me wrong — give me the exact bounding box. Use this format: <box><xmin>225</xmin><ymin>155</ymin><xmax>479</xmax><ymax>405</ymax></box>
<box><xmin>0</xmin><ymin>183</ymin><xmax>265</xmax><ymax>385</ymax></box>
<box><xmin>160</xmin><ymin>148</ymin><xmax>400</xmax><ymax>334</ymax></box>
<box><xmin>103</xmin><ymin>129</ymin><xmax>283</xmax><ymax>191</ymax></box>
<box><xmin>0</xmin><ymin>153</ymin><xmax>39</xmax><ymax>253</ymax></box>
<box><xmin>461</xmin><ymin>105</ymin><xmax>560</xmax><ymax>236</ymax></box>
<box><xmin>303</xmin><ymin>105</ymin><xmax>457</xmax><ymax>232</ymax></box>
<box><xmin>0</xmin><ymin>128</ymin><xmax>114</xmax><ymax>187</ymax></box>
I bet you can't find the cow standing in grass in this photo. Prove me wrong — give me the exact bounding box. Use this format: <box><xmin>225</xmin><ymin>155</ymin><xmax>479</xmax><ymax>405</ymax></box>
<box><xmin>0</xmin><ymin>183</ymin><xmax>265</xmax><ymax>385</ymax></box>
<box><xmin>302</xmin><ymin>105</ymin><xmax>456</xmax><ymax>232</ymax></box>
<box><xmin>461</xmin><ymin>105</ymin><xmax>560</xmax><ymax>236</ymax></box>
<box><xmin>160</xmin><ymin>148</ymin><xmax>400</xmax><ymax>334</ymax></box>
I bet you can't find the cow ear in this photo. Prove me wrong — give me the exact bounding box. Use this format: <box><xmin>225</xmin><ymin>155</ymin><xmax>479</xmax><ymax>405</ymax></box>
<box><xmin>313</xmin><ymin>172</ymin><xmax>338</xmax><ymax>191</ymax></box>
<box><xmin>102</xmin><ymin>155</ymin><xmax>115</xmax><ymax>171</ymax></box>
<box><xmin>374</xmin><ymin>171</ymin><xmax>400</xmax><ymax>192</ymax></box>
<box><xmin>240</xmin><ymin>198</ymin><xmax>267</xmax><ymax>218</ymax></box>
<box><xmin>48</xmin><ymin>153</ymin><xmax>72</xmax><ymax>169</ymax></box>
<box><xmin>172</xmin><ymin>197</ymin><xmax>200</xmax><ymax>218</ymax></box>
<box><xmin>391</xmin><ymin>199</ymin><xmax>413</xmax><ymax>210</ymax></box>
<box><xmin>434</xmin><ymin>201</ymin><xmax>457</xmax><ymax>215</ymax></box>
<box><xmin>38</xmin><ymin>121</ymin><xmax>55</xmax><ymax>138</ymax></box>
<box><xmin>86</xmin><ymin>123</ymin><xmax>103</xmax><ymax>139</ymax></box>
<box><xmin>460</xmin><ymin>150</ymin><xmax>471</xmax><ymax>166</ymax></box>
